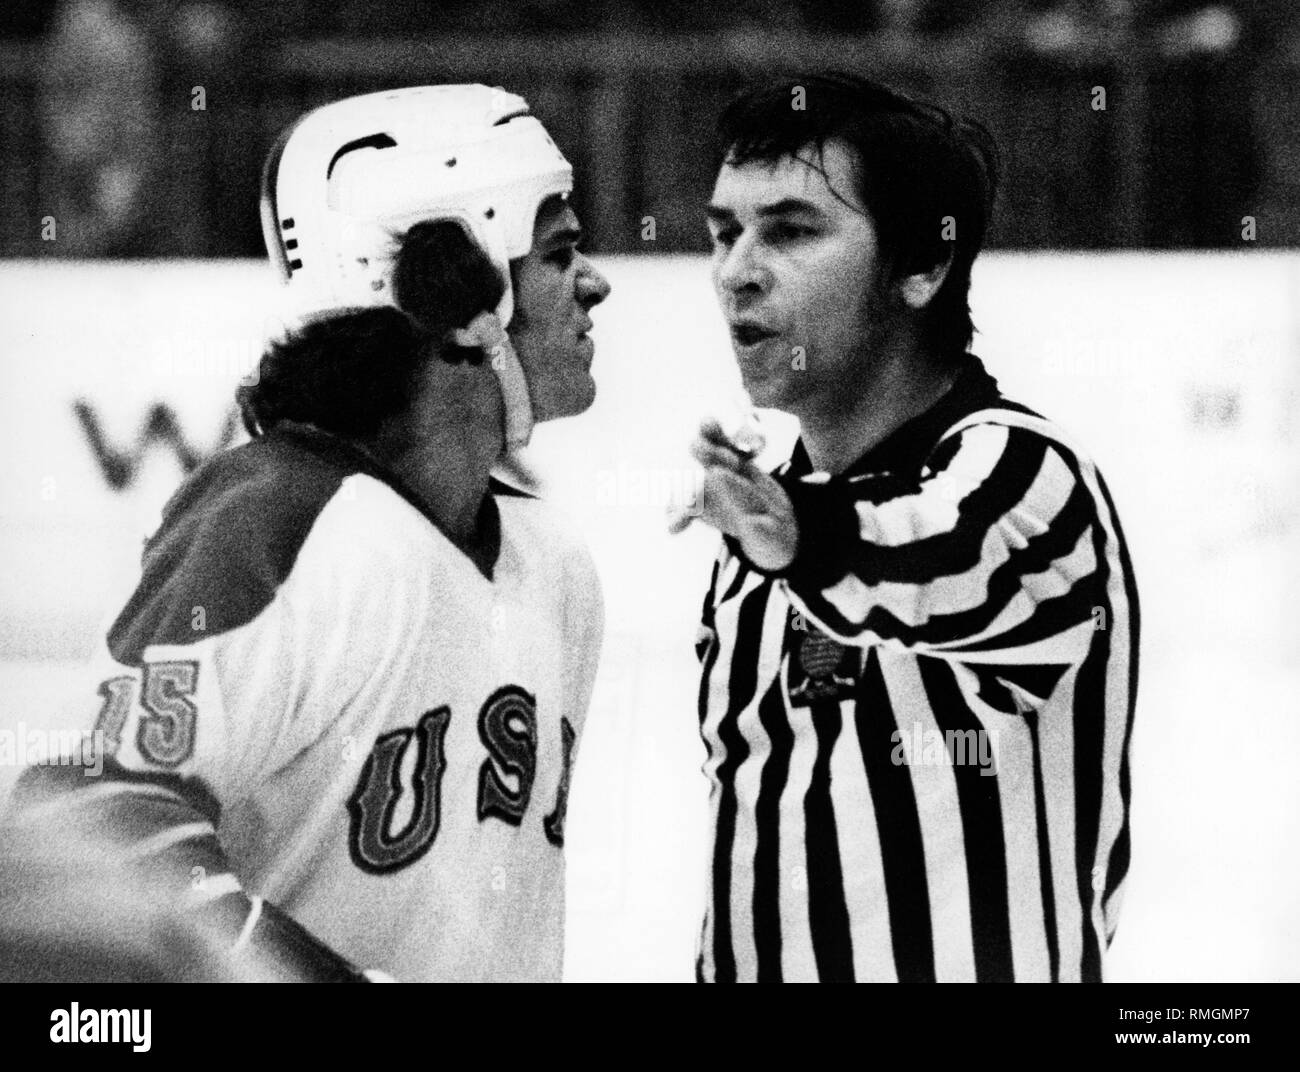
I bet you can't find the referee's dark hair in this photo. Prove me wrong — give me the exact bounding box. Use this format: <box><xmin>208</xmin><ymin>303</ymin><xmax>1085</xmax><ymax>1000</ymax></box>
<box><xmin>717</xmin><ymin>72</ymin><xmax>1000</xmax><ymax>358</ymax></box>
<box><xmin>237</xmin><ymin>219</ymin><xmax>506</xmax><ymax>440</ymax></box>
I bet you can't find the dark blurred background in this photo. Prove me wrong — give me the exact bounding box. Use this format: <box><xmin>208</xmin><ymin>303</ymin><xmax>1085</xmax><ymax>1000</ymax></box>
<box><xmin>2</xmin><ymin>0</ymin><xmax>1297</xmax><ymax>258</ymax></box>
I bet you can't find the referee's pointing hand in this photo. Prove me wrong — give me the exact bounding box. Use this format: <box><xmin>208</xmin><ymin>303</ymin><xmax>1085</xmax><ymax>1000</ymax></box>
<box><xmin>674</xmin><ymin>418</ymin><xmax>799</xmax><ymax>572</ymax></box>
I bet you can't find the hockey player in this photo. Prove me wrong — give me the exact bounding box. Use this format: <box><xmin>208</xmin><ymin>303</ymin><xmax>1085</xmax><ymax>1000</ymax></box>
<box><xmin>6</xmin><ymin>85</ymin><xmax>610</xmax><ymax>983</ymax></box>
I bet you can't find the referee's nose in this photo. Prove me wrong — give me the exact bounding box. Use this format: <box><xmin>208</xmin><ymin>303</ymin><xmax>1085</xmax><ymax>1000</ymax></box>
<box><xmin>715</xmin><ymin>232</ymin><xmax>773</xmax><ymax>301</ymax></box>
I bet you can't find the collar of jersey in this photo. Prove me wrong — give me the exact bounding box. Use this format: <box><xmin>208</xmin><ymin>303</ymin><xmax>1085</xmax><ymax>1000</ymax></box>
<box><xmin>783</xmin><ymin>352</ymin><xmax>1002</xmax><ymax>480</ymax></box>
<box><xmin>268</xmin><ymin>422</ymin><xmax>507</xmax><ymax>581</ymax></box>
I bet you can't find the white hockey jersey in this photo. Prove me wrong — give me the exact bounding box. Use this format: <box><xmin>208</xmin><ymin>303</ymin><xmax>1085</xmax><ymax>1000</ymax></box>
<box><xmin>11</xmin><ymin>423</ymin><xmax>602</xmax><ymax>982</ymax></box>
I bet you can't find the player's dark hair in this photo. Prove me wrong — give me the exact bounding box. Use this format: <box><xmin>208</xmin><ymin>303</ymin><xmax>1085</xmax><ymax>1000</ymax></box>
<box><xmin>237</xmin><ymin>219</ymin><xmax>506</xmax><ymax>439</ymax></box>
<box><xmin>716</xmin><ymin>71</ymin><xmax>1000</xmax><ymax>357</ymax></box>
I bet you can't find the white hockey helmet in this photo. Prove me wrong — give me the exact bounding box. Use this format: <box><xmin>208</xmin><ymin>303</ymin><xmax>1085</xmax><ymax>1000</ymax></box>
<box><xmin>260</xmin><ymin>84</ymin><xmax>573</xmax><ymax>328</ymax></box>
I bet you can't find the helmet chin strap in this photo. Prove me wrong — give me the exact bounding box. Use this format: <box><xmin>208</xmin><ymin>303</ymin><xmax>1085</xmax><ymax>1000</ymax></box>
<box><xmin>447</xmin><ymin>311</ymin><xmax>535</xmax><ymax>451</ymax></box>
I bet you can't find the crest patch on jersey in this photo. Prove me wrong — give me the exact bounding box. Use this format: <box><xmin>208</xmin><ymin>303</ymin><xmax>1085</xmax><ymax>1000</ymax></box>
<box><xmin>786</xmin><ymin>621</ymin><xmax>859</xmax><ymax>707</ymax></box>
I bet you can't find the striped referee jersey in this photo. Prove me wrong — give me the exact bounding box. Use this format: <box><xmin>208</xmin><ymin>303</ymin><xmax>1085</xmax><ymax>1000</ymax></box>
<box><xmin>695</xmin><ymin>354</ymin><xmax>1139</xmax><ymax>982</ymax></box>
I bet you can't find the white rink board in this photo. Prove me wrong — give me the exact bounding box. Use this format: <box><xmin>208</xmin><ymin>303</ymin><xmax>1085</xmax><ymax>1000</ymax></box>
<box><xmin>1</xmin><ymin>253</ymin><xmax>1298</xmax><ymax>982</ymax></box>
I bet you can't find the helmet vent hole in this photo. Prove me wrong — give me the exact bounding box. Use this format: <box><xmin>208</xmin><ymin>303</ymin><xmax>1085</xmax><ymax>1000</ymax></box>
<box><xmin>445</xmin><ymin>157</ymin><xmax>457</xmax><ymax>167</ymax></box>
<box><xmin>485</xmin><ymin>208</ymin><xmax>495</xmax><ymax>219</ymax></box>
<box><xmin>325</xmin><ymin>133</ymin><xmax>397</xmax><ymax>180</ymax></box>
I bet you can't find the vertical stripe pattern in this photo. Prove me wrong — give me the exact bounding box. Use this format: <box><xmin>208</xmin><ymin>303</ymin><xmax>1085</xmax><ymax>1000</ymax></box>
<box><xmin>695</xmin><ymin>379</ymin><xmax>1139</xmax><ymax>984</ymax></box>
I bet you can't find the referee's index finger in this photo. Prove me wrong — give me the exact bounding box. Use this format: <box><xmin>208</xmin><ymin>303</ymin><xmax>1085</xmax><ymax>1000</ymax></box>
<box><xmin>690</xmin><ymin>438</ymin><xmax>741</xmax><ymax>472</ymax></box>
<box><xmin>698</xmin><ymin>418</ymin><xmax>762</xmax><ymax>465</ymax></box>
<box><xmin>699</xmin><ymin>417</ymin><xmax>732</xmax><ymax>445</ymax></box>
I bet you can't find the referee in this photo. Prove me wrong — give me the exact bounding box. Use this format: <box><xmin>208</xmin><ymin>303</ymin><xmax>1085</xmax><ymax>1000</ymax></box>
<box><xmin>681</xmin><ymin>73</ymin><xmax>1140</xmax><ymax>982</ymax></box>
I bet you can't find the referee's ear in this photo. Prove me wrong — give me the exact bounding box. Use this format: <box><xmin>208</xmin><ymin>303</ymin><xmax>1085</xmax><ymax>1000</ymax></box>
<box><xmin>897</xmin><ymin>247</ymin><xmax>953</xmax><ymax>314</ymax></box>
